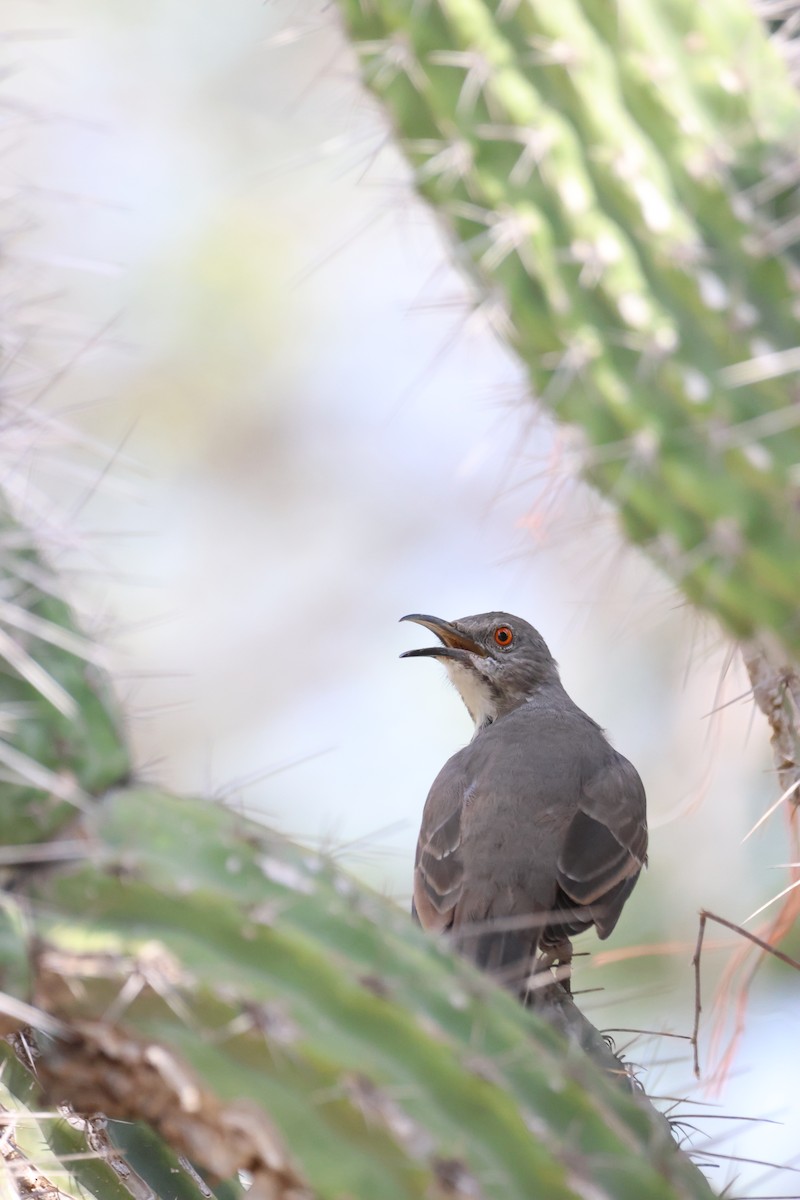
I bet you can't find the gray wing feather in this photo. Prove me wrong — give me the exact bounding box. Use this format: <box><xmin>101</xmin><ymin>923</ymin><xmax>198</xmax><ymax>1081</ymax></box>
<box><xmin>557</xmin><ymin>751</ymin><xmax>647</xmax><ymax>937</ymax></box>
<box><xmin>413</xmin><ymin>768</ymin><xmax>465</xmax><ymax>933</ymax></box>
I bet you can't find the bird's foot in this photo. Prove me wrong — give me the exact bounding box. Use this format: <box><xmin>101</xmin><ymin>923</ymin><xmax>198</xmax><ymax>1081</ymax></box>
<box><xmin>537</xmin><ymin>939</ymin><xmax>574</xmax><ymax>994</ymax></box>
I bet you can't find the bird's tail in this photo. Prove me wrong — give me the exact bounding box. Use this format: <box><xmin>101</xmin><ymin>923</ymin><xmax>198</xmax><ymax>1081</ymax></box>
<box><xmin>454</xmin><ymin>913</ymin><xmax>539</xmax><ymax>995</ymax></box>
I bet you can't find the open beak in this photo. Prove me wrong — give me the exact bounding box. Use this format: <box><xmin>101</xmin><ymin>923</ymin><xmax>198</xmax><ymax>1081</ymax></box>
<box><xmin>399</xmin><ymin>613</ymin><xmax>488</xmax><ymax>662</ymax></box>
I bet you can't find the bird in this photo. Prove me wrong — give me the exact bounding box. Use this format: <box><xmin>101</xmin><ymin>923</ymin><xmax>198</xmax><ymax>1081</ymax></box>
<box><xmin>400</xmin><ymin>611</ymin><xmax>647</xmax><ymax>999</ymax></box>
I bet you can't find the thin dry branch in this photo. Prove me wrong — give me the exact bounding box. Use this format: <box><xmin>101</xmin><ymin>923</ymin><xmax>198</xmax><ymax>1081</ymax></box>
<box><xmin>692</xmin><ymin>908</ymin><xmax>800</xmax><ymax>1079</ymax></box>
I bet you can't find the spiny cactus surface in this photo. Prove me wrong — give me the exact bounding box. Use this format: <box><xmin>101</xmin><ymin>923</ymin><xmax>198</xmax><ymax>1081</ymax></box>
<box><xmin>0</xmin><ymin>530</ymin><xmax>130</xmax><ymax>846</ymax></box>
<box><xmin>6</xmin><ymin>786</ymin><xmax>714</xmax><ymax>1200</ymax></box>
<box><xmin>338</xmin><ymin>0</ymin><xmax>800</xmax><ymax>659</ymax></box>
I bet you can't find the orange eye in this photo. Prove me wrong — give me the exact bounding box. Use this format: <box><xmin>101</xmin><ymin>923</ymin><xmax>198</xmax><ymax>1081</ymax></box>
<box><xmin>494</xmin><ymin>626</ymin><xmax>513</xmax><ymax>647</ymax></box>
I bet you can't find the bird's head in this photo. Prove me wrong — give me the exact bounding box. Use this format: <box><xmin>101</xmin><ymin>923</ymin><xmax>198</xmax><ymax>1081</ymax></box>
<box><xmin>400</xmin><ymin>611</ymin><xmax>560</xmax><ymax>729</ymax></box>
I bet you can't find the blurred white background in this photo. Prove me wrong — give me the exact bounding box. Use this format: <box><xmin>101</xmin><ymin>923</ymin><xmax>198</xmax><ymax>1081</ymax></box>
<box><xmin>3</xmin><ymin>0</ymin><xmax>798</xmax><ymax>1193</ymax></box>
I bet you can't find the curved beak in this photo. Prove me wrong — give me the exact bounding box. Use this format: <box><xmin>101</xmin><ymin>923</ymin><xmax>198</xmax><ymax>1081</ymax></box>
<box><xmin>399</xmin><ymin>613</ymin><xmax>488</xmax><ymax>661</ymax></box>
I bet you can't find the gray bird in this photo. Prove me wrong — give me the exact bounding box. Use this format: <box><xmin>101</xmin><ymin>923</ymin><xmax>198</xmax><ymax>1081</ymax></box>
<box><xmin>401</xmin><ymin>611</ymin><xmax>647</xmax><ymax>997</ymax></box>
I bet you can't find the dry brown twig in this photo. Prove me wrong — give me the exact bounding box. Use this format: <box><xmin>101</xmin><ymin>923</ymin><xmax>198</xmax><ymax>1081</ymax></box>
<box><xmin>692</xmin><ymin>909</ymin><xmax>800</xmax><ymax>1080</ymax></box>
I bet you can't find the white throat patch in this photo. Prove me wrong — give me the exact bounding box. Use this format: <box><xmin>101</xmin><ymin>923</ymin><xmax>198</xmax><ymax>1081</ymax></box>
<box><xmin>444</xmin><ymin>659</ymin><xmax>498</xmax><ymax>731</ymax></box>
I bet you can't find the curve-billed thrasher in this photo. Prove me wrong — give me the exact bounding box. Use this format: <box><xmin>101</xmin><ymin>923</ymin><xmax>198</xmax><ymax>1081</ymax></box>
<box><xmin>401</xmin><ymin>611</ymin><xmax>648</xmax><ymax>996</ymax></box>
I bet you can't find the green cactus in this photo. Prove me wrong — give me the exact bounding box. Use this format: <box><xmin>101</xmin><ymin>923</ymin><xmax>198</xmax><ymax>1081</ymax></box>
<box><xmin>338</xmin><ymin>0</ymin><xmax>800</xmax><ymax>660</ymax></box>
<box><xmin>0</xmin><ymin>786</ymin><xmax>713</xmax><ymax>1200</ymax></box>
<box><xmin>0</xmin><ymin>530</ymin><xmax>130</xmax><ymax>845</ymax></box>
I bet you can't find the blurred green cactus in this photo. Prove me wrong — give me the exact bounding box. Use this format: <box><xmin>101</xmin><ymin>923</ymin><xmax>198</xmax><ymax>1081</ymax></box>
<box><xmin>339</xmin><ymin>0</ymin><xmax>800</xmax><ymax>659</ymax></box>
<box><xmin>2</xmin><ymin>786</ymin><xmax>715</xmax><ymax>1200</ymax></box>
<box><xmin>0</xmin><ymin>531</ymin><xmax>130</xmax><ymax>845</ymax></box>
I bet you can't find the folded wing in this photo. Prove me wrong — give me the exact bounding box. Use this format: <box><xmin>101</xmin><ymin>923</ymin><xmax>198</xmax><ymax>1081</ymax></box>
<box><xmin>557</xmin><ymin>752</ymin><xmax>648</xmax><ymax>939</ymax></box>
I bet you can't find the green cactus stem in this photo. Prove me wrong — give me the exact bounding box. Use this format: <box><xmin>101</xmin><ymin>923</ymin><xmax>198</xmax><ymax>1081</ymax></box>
<box><xmin>0</xmin><ymin>527</ymin><xmax>130</xmax><ymax>845</ymax></box>
<box><xmin>338</xmin><ymin>0</ymin><xmax>800</xmax><ymax>659</ymax></box>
